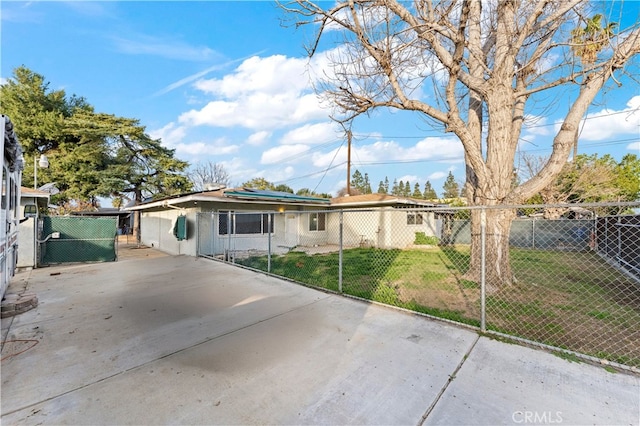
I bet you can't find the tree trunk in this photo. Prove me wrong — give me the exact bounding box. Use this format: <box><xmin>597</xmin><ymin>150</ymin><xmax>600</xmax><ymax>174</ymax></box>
<box><xmin>465</xmin><ymin>206</ymin><xmax>516</xmax><ymax>293</ymax></box>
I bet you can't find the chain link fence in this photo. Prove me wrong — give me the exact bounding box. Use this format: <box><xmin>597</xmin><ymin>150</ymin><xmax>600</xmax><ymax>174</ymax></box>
<box><xmin>197</xmin><ymin>202</ymin><xmax>640</xmax><ymax>371</ymax></box>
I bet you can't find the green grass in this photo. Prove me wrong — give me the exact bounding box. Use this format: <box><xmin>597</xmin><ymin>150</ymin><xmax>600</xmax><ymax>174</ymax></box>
<box><xmin>236</xmin><ymin>246</ymin><xmax>640</xmax><ymax>368</ymax></box>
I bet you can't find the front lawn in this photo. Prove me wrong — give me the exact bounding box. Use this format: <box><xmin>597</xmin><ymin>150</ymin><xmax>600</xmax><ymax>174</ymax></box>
<box><xmin>236</xmin><ymin>246</ymin><xmax>640</xmax><ymax>367</ymax></box>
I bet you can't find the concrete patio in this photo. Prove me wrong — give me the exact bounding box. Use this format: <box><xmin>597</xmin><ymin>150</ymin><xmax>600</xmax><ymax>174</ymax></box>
<box><xmin>1</xmin><ymin>244</ymin><xmax>638</xmax><ymax>425</ymax></box>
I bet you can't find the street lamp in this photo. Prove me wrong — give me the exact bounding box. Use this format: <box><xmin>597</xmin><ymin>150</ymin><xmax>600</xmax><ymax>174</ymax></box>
<box><xmin>34</xmin><ymin>154</ymin><xmax>49</xmax><ymax>190</ymax></box>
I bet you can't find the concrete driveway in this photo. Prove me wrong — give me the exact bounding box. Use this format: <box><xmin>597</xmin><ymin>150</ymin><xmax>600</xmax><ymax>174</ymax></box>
<box><xmin>1</xmin><ymin>245</ymin><xmax>639</xmax><ymax>425</ymax></box>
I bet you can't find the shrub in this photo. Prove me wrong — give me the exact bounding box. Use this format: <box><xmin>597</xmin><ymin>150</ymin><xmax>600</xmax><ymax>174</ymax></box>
<box><xmin>414</xmin><ymin>232</ymin><xmax>439</xmax><ymax>245</ymax></box>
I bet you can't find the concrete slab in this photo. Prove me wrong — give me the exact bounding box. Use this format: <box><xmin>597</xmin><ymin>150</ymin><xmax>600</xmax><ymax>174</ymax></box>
<box><xmin>425</xmin><ymin>337</ymin><xmax>640</xmax><ymax>425</ymax></box>
<box><xmin>1</xmin><ymin>250</ymin><xmax>639</xmax><ymax>425</ymax></box>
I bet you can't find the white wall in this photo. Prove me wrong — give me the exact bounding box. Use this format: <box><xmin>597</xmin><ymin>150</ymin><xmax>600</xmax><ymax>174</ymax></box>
<box><xmin>140</xmin><ymin>208</ymin><xmax>198</xmax><ymax>256</ymax></box>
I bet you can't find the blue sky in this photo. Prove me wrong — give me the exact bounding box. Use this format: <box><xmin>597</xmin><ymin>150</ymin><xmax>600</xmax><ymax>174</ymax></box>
<box><xmin>1</xmin><ymin>1</ymin><xmax>639</xmax><ymax>199</ymax></box>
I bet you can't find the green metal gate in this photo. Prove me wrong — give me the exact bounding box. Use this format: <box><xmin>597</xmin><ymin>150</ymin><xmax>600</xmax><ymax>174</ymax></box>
<box><xmin>40</xmin><ymin>216</ymin><xmax>117</xmax><ymax>264</ymax></box>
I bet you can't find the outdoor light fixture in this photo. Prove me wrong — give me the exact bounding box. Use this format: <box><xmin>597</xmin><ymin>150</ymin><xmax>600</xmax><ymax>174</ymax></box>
<box><xmin>34</xmin><ymin>153</ymin><xmax>49</xmax><ymax>189</ymax></box>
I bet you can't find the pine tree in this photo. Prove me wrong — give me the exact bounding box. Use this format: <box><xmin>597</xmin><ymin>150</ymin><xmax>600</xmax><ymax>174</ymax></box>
<box><xmin>377</xmin><ymin>180</ymin><xmax>385</xmax><ymax>194</ymax></box>
<box><xmin>351</xmin><ymin>169</ymin><xmax>365</xmax><ymax>193</ymax></box>
<box><xmin>391</xmin><ymin>178</ymin><xmax>399</xmax><ymax>195</ymax></box>
<box><xmin>363</xmin><ymin>172</ymin><xmax>372</xmax><ymax>194</ymax></box>
<box><xmin>383</xmin><ymin>176</ymin><xmax>390</xmax><ymax>193</ymax></box>
<box><xmin>423</xmin><ymin>181</ymin><xmax>437</xmax><ymax>199</ymax></box>
<box><xmin>412</xmin><ymin>182</ymin><xmax>422</xmax><ymax>198</ymax></box>
<box><xmin>442</xmin><ymin>171</ymin><xmax>460</xmax><ymax>199</ymax></box>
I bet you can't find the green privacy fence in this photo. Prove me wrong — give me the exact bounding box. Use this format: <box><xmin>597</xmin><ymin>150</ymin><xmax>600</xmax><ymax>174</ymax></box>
<box><xmin>40</xmin><ymin>216</ymin><xmax>117</xmax><ymax>264</ymax></box>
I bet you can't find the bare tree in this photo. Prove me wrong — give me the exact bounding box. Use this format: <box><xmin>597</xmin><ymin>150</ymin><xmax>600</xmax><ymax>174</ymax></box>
<box><xmin>282</xmin><ymin>0</ymin><xmax>640</xmax><ymax>291</ymax></box>
<box><xmin>188</xmin><ymin>161</ymin><xmax>232</xmax><ymax>191</ymax></box>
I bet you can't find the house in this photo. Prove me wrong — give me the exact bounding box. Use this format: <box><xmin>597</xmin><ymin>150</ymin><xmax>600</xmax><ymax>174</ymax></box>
<box><xmin>127</xmin><ymin>188</ymin><xmax>444</xmax><ymax>258</ymax></box>
<box><xmin>18</xmin><ymin>187</ymin><xmax>50</xmax><ymax>269</ymax></box>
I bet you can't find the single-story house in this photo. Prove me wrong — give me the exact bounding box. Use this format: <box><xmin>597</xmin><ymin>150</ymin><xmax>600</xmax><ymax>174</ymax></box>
<box><xmin>127</xmin><ymin>188</ymin><xmax>444</xmax><ymax>258</ymax></box>
<box><xmin>18</xmin><ymin>187</ymin><xmax>50</xmax><ymax>269</ymax></box>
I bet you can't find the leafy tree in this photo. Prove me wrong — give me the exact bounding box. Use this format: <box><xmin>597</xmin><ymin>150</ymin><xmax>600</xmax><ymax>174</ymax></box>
<box><xmin>296</xmin><ymin>188</ymin><xmax>331</xmax><ymax>198</ymax></box>
<box><xmin>442</xmin><ymin>172</ymin><xmax>460</xmax><ymax>199</ymax></box>
<box><xmin>615</xmin><ymin>154</ymin><xmax>640</xmax><ymax>202</ymax></box>
<box><xmin>273</xmin><ymin>184</ymin><xmax>294</xmax><ymax>193</ymax></box>
<box><xmin>242</xmin><ymin>177</ymin><xmax>275</xmax><ymax>190</ymax></box>
<box><xmin>423</xmin><ymin>181</ymin><xmax>437</xmax><ymax>200</ymax></box>
<box><xmin>1</xmin><ymin>67</ymin><xmax>192</xmax><ymax>242</ymax></box>
<box><xmin>412</xmin><ymin>182</ymin><xmax>422</xmax><ymax>199</ymax></box>
<box><xmin>188</xmin><ymin>161</ymin><xmax>231</xmax><ymax>191</ymax></box>
<box><xmin>284</xmin><ymin>1</ymin><xmax>640</xmax><ymax>290</ymax></box>
<box><xmin>523</xmin><ymin>153</ymin><xmax>638</xmax><ymax>217</ymax></box>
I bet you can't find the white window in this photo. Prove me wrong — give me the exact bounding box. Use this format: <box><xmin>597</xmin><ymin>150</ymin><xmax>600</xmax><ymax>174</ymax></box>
<box><xmin>218</xmin><ymin>211</ymin><xmax>274</xmax><ymax>235</ymax></box>
<box><xmin>309</xmin><ymin>212</ymin><xmax>326</xmax><ymax>231</ymax></box>
<box><xmin>407</xmin><ymin>212</ymin><xmax>423</xmax><ymax>225</ymax></box>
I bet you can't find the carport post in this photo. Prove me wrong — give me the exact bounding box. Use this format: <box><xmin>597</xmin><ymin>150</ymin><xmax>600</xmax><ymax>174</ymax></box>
<box><xmin>267</xmin><ymin>213</ymin><xmax>272</xmax><ymax>273</ymax></box>
<box><xmin>480</xmin><ymin>208</ymin><xmax>486</xmax><ymax>332</ymax></box>
<box><xmin>338</xmin><ymin>210</ymin><xmax>343</xmax><ymax>293</ymax></box>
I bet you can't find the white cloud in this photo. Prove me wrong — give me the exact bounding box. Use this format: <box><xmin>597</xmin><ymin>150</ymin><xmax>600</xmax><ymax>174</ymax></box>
<box><xmin>398</xmin><ymin>175</ymin><xmax>420</xmax><ymax>184</ymax></box>
<box><xmin>522</xmin><ymin>114</ymin><xmax>550</xmax><ymax>136</ymax></box>
<box><xmin>261</xmin><ymin>144</ymin><xmax>309</xmax><ymax>165</ymax></box>
<box><xmin>280</xmin><ymin>122</ymin><xmax>338</xmax><ymax>145</ymax></box>
<box><xmin>264</xmin><ymin>166</ymin><xmax>295</xmax><ymax>184</ymax></box>
<box><xmin>149</xmin><ymin>122</ymin><xmax>187</xmax><ymax>148</ymax></box>
<box><xmin>180</xmin><ymin>54</ymin><xmax>331</xmax><ymax>131</ymax></box>
<box><xmin>247</xmin><ymin>131</ymin><xmax>271</xmax><ymax>146</ymax></box>
<box><xmin>554</xmin><ymin>96</ymin><xmax>640</xmax><ymax>141</ymax></box>
<box><xmin>627</xmin><ymin>141</ymin><xmax>640</xmax><ymax>152</ymax></box>
<box><xmin>428</xmin><ymin>171</ymin><xmax>447</xmax><ymax>180</ymax></box>
<box><xmin>0</xmin><ymin>77</ymin><xmax>7</xmax><ymax>86</ymax></box>
<box><xmin>149</xmin><ymin>122</ymin><xmax>239</xmax><ymax>157</ymax></box>
<box><xmin>312</xmin><ymin>137</ymin><xmax>463</xmax><ymax>168</ymax></box>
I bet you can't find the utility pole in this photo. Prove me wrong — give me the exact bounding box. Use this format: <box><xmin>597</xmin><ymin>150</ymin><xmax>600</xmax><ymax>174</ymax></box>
<box><xmin>346</xmin><ymin>130</ymin><xmax>352</xmax><ymax>196</ymax></box>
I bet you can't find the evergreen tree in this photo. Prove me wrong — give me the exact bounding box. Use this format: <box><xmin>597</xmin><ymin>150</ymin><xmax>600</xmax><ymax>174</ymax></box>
<box><xmin>423</xmin><ymin>181</ymin><xmax>437</xmax><ymax>199</ymax></box>
<box><xmin>350</xmin><ymin>169</ymin><xmax>365</xmax><ymax>193</ymax></box>
<box><xmin>363</xmin><ymin>172</ymin><xmax>372</xmax><ymax>194</ymax></box>
<box><xmin>442</xmin><ymin>171</ymin><xmax>460</xmax><ymax>199</ymax></box>
<box><xmin>377</xmin><ymin>180</ymin><xmax>385</xmax><ymax>194</ymax></box>
<box><xmin>412</xmin><ymin>182</ymin><xmax>422</xmax><ymax>198</ymax></box>
<box><xmin>383</xmin><ymin>176</ymin><xmax>390</xmax><ymax>193</ymax></box>
<box><xmin>398</xmin><ymin>180</ymin><xmax>405</xmax><ymax>196</ymax></box>
<box><xmin>391</xmin><ymin>178</ymin><xmax>399</xmax><ymax>195</ymax></box>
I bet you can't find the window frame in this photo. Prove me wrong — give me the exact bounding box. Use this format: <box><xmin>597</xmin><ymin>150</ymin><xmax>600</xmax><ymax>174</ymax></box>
<box><xmin>309</xmin><ymin>212</ymin><xmax>326</xmax><ymax>232</ymax></box>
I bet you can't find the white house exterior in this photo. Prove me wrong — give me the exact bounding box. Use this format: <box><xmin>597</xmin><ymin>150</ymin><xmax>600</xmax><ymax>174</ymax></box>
<box><xmin>128</xmin><ymin>189</ymin><xmax>444</xmax><ymax>258</ymax></box>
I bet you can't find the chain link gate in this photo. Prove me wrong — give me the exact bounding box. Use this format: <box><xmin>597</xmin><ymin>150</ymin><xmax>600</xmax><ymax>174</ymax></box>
<box><xmin>39</xmin><ymin>216</ymin><xmax>117</xmax><ymax>265</ymax></box>
<box><xmin>197</xmin><ymin>203</ymin><xmax>640</xmax><ymax>371</ymax></box>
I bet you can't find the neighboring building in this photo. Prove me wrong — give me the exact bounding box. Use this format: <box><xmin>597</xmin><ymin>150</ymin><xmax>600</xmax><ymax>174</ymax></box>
<box><xmin>18</xmin><ymin>187</ymin><xmax>50</xmax><ymax>269</ymax></box>
<box><xmin>127</xmin><ymin>189</ymin><xmax>443</xmax><ymax>258</ymax></box>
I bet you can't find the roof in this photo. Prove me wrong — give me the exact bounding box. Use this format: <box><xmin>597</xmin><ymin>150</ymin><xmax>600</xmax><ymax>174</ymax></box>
<box><xmin>330</xmin><ymin>193</ymin><xmax>439</xmax><ymax>208</ymax></box>
<box><xmin>21</xmin><ymin>187</ymin><xmax>51</xmax><ymax>199</ymax></box>
<box><xmin>126</xmin><ymin>187</ymin><xmax>331</xmax><ymax>211</ymax></box>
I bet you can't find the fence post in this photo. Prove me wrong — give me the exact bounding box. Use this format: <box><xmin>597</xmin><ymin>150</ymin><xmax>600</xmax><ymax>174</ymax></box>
<box><xmin>227</xmin><ymin>212</ymin><xmax>232</xmax><ymax>263</ymax></box>
<box><xmin>267</xmin><ymin>213</ymin><xmax>272</xmax><ymax>273</ymax></box>
<box><xmin>339</xmin><ymin>210</ymin><xmax>343</xmax><ymax>293</ymax></box>
<box><xmin>532</xmin><ymin>218</ymin><xmax>535</xmax><ymax>249</ymax></box>
<box><xmin>480</xmin><ymin>208</ymin><xmax>486</xmax><ymax>332</ymax></box>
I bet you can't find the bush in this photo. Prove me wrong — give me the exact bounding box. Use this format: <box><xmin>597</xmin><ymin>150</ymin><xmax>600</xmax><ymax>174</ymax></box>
<box><xmin>414</xmin><ymin>232</ymin><xmax>439</xmax><ymax>245</ymax></box>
